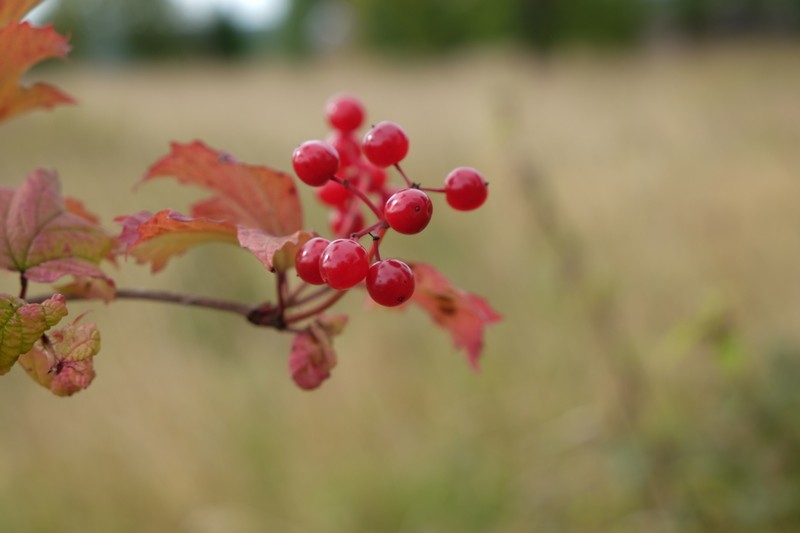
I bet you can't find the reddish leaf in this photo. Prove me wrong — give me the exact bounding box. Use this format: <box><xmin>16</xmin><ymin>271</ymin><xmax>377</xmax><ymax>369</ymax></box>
<box><xmin>142</xmin><ymin>141</ymin><xmax>303</xmax><ymax>235</ymax></box>
<box><xmin>289</xmin><ymin>314</ymin><xmax>347</xmax><ymax>390</ymax></box>
<box><xmin>0</xmin><ymin>21</ymin><xmax>74</xmax><ymax>123</ymax></box>
<box><xmin>409</xmin><ymin>263</ymin><xmax>502</xmax><ymax>370</ymax></box>
<box><xmin>55</xmin><ymin>276</ymin><xmax>116</xmax><ymax>303</ymax></box>
<box><xmin>115</xmin><ymin>209</ymin><xmax>238</xmax><ymax>273</ymax></box>
<box><xmin>0</xmin><ymin>0</ymin><xmax>42</xmax><ymax>25</ymax></box>
<box><xmin>0</xmin><ymin>292</ymin><xmax>67</xmax><ymax>375</ymax></box>
<box><xmin>18</xmin><ymin>316</ymin><xmax>100</xmax><ymax>396</ymax></box>
<box><xmin>237</xmin><ymin>227</ymin><xmax>313</xmax><ymax>273</ymax></box>
<box><xmin>0</xmin><ymin>169</ymin><xmax>114</xmax><ymax>283</ymax></box>
<box><xmin>65</xmin><ymin>197</ymin><xmax>101</xmax><ymax>224</ymax></box>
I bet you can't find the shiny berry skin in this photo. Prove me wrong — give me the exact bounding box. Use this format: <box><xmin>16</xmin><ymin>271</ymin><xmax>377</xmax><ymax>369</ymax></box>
<box><xmin>362</xmin><ymin>121</ymin><xmax>409</xmax><ymax>167</ymax></box>
<box><xmin>366</xmin><ymin>259</ymin><xmax>415</xmax><ymax>307</ymax></box>
<box><xmin>384</xmin><ymin>188</ymin><xmax>433</xmax><ymax>235</ymax></box>
<box><xmin>295</xmin><ymin>237</ymin><xmax>330</xmax><ymax>285</ymax></box>
<box><xmin>292</xmin><ymin>140</ymin><xmax>339</xmax><ymax>187</ymax></box>
<box><xmin>326</xmin><ymin>94</ymin><xmax>365</xmax><ymax>132</ymax></box>
<box><xmin>319</xmin><ymin>239</ymin><xmax>369</xmax><ymax>290</ymax></box>
<box><xmin>444</xmin><ymin>167</ymin><xmax>489</xmax><ymax>211</ymax></box>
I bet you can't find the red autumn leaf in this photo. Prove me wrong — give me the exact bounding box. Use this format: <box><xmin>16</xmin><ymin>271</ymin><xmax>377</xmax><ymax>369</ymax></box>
<box><xmin>0</xmin><ymin>20</ymin><xmax>75</xmax><ymax>123</ymax></box>
<box><xmin>0</xmin><ymin>0</ymin><xmax>42</xmax><ymax>25</ymax></box>
<box><xmin>115</xmin><ymin>209</ymin><xmax>238</xmax><ymax>273</ymax></box>
<box><xmin>18</xmin><ymin>315</ymin><xmax>100</xmax><ymax>396</ymax></box>
<box><xmin>409</xmin><ymin>263</ymin><xmax>502</xmax><ymax>370</ymax></box>
<box><xmin>0</xmin><ymin>169</ymin><xmax>114</xmax><ymax>283</ymax></box>
<box><xmin>237</xmin><ymin>227</ymin><xmax>313</xmax><ymax>273</ymax></box>
<box><xmin>0</xmin><ymin>292</ymin><xmax>67</xmax><ymax>375</ymax></box>
<box><xmin>289</xmin><ymin>314</ymin><xmax>347</xmax><ymax>390</ymax></box>
<box><xmin>142</xmin><ymin>141</ymin><xmax>303</xmax><ymax>236</ymax></box>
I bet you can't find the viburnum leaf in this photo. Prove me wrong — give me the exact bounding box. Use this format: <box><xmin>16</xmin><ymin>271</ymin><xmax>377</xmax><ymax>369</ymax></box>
<box><xmin>18</xmin><ymin>316</ymin><xmax>100</xmax><ymax>396</ymax></box>
<box><xmin>237</xmin><ymin>227</ymin><xmax>313</xmax><ymax>273</ymax></box>
<box><xmin>0</xmin><ymin>169</ymin><xmax>114</xmax><ymax>283</ymax></box>
<box><xmin>116</xmin><ymin>209</ymin><xmax>238</xmax><ymax>273</ymax></box>
<box><xmin>289</xmin><ymin>314</ymin><xmax>348</xmax><ymax>390</ymax></box>
<box><xmin>0</xmin><ymin>0</ymin><xmax>42</xmax><ymax>25</ymax></box>
<box><xmin>409</xmin><ymin>263</ymin><xmax>502</xmax><ymax>370</ymax></box>
<box><xmin>0</xmin><ymin>292</ymin><xmax>67</xmax><ymax>375</ymax></box>
<box><xmin>131</xmin><ymin>142</ymin><xmax>310</xmax><ymax>273</ymax></box>
<box><xmin>55</xmin><ymin>276</ymin><xmax>116</xmax><ymax>303</ymax></box>
<box><xmin>0</xmin><ymin>19</ymin><xmax>75</xmax><ymax>123</ymax></box>
<box><xmin>142</xmin><ymin>141</ymin><xmax>303</xmax><ymax>235</ymax></box>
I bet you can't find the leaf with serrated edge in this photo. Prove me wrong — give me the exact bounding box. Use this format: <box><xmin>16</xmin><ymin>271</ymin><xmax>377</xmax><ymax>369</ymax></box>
<box><xmin>0</xmin><ymin>21</ymin><xmax>74</xmax><ymax>123</ymax></box>
<box><xmin>142</xmin><ymin>141</ymin><xmax>303</xmax><ymax>235</ymax></box>
<box><xmin>289</xmin><ymin>314</ymin><xmax>347</xmax><ymax>390</ymax></box>
<box><xmin>237</xmin><ymin>227</ymin><xmax>313</xmax><ymax>273</ymax></box>
<box><xmin>0</xmin><ymin>170</ymin><xmax>113</xmax><ymax>282</ymax></box>
<box><xmin>0</xmin><ymin>293</ymin><xmax>67</xmax><ymax>375</ymax></box>
<box><xmin>115</xmin><ymin>209</ymin><xmax>238</xmax><ymax>273</ymax></box>
<box><xmin>409</xmin><ymin>263</ymin><xmax>502</xmax><ymax>370</ymax></box>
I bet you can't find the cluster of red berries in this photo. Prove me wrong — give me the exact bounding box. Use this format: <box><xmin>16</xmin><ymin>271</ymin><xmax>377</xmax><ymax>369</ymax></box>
<box><xmin>291</xmin><ymin>94</ymin><xmax>489</xmax><ymax>307</ymax></box>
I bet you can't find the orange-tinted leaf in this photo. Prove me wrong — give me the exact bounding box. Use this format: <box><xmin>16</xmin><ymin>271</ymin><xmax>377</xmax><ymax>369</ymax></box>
<box><xmin>115</xmin><ymin>209</ymin><xmax>238</xmax><ymax>273</ymax></box>
<box><xmin>409</xmin><ymin>263</ymin><xmax>502</xmax><ymax>370</ymax></box>
<box><xmin>289</xmin><ymin>314</ymin><xmax>347</xmax><ymax>390</ymax></box>
<box><xmin>0</xmin><ymin>292</ymin><xmax>67</xmax><ymax>375</ymax></box>
<box><xmin>65</xmin><ymin>196</ymin><xmax>101</xmax><ymax>224</ymax></box>
<box><xmin>18</xmin><ymin>316</ymin><xmax>100</xmax><ymax>396</ymax></box>
<box><xmin>0</xmin><ymin>169</ymin><xmax>114</xmax><ymax>283</ymax></box>
<box><xmin>55</xmin><ymin>276</ymin><xmax>116</xmax><ymax>303</ymax></box>
<box><xmin>237</xmin><ymin>227</ymin><xmax>313</xmax><ymax>273</ymax></box>
<box><xmin>0</xmin><ymin>21</ymin><xmax>74</xmax><ymax>123</ymax></box>
<box><xmin>142</xmin><ymin>141</ymin><xmax>303</xmax><ymax>235</ymax></box>
<box><xmin>0</xmin><ymin>0</ymin><xmax>42</xmax><ymax>25</ymax></box>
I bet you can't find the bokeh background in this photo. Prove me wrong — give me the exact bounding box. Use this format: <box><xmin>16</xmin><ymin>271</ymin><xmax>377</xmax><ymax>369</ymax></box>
<box><xmin>2</xmin><ymin>0</ymin><xmax>800</xmax><ymax>531</ymax></box>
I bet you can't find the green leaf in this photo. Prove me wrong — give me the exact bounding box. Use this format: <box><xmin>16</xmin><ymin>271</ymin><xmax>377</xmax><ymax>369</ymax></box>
<box><xmin>0</xmin><ymin>169</ymin><xmax>113</xmax><ymax>282</ymax></box>
<box><xmin>0</xmin><ymin>292</ymin><xmax>67</xmax><ymax>375</ymax></box>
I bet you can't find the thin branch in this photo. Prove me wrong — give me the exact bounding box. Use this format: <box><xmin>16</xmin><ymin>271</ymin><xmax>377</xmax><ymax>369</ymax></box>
<box><xmin>284</xmin><ymin>290</ymin><xmax>347</xmax><ymax>325</ymax></box>
<box><xmin>27</xmin><ymin>288</ymin><xmax>254</xmax><ymax>318</ymax></box>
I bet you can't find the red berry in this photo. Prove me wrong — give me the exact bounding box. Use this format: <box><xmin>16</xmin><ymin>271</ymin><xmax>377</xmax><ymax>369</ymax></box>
<box><xmin>366</xmin><ymin>259</ymin><xmax>415</xmax><ymax>307</ymax></box>
<box><xmin>326</xmin><ymin>94</ymin><xmax>365</xmax><ymax>132</ymax></box>
<box><xmin>362</xmin><ymin>163</ymin><xmax>387</xmax><ymax>192</ymax></box>
<box><xmin>362</xmin><ymin>121</ymin><xmax>409</xmax><ymax>167</ymax></box>
<box><xmin>384</xmin><ymin>188</ymin><xmax>433</xmax><ymax>235</ymax></box>
<box><xmin>327</xmin><ymin>131</ymin><xmax>361</xmax><ymax>169</ymax></box>
<box><xmin>292</xmin><ymin>140</ymin><xmax>339</xmax><ymax>187</ymax></box>
<box><xmin>319</xmin><ymin>239</ymin><xmax>369</xmax><ymax>290</ymax></box>
<box><xmin>329</xmin><ymin>207</ymin><xmax>365</xmax><ymax>237</ymax></box>
<box><xmin>316</xmin><ymin>179</ymin><xmax>350</xmax><ymax>207</ymax></box>
<box><xmin>295</xmin><ymin>237</ymin><xmax>330</xmax><ymax>285</ymax></box>
<box><xmin>444</xmin><ymin>167</ymin><xmax>488</xmax><ymax>211</ymax></box>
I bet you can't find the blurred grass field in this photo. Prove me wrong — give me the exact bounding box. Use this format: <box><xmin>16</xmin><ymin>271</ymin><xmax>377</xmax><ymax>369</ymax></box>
<box><xmin>2</xmin><ymin>45</ymin><xmax>800</xmax><ymax>532</ymax></box>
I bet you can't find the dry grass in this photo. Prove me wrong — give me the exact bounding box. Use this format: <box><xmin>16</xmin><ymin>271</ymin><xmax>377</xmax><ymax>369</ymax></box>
<box><xmin>1</xmin><ymin>44</ymin><xmax>800</xmax><ymax>532</ymax></box>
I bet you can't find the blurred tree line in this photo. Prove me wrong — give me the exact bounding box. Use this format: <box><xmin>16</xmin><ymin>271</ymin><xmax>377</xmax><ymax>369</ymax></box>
<box><xmin>47</xmin><ymin>0</ymin><xmax>800</xmax><ymax>60</ymax></box>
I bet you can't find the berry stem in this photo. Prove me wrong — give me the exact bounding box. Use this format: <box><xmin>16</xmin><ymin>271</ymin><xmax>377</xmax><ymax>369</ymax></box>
<box><xmin>419</xmin><ymin>186</ymin><xmax>446</xmax><ymax>193</ymax></box>
<box><xmin>393</xmin><ymin>163</ymin><xmax>414</xmax><ymax>188</ymax></box>
<box><xmin>276</xmin><ymin>271</ymin><xmax>288</xmax><ymax>313</ymax></box>
<box><xmin>286</xmin><ymin>281</ymin><xmax>310</xmax><ymax>305</ymax></box>
<box><xmin>284</xmin><ymin>290</ymin><xmax>347</xmax><ymax>325</ymax></box>
<box><xmin>369</xmin><ymin>226</ymin><xmax>388</xmax><ymax>262</ymax></box>
<box><xmin>352</xmin><ymin>220</ymin><xmax>389</xmax><ymax>240</ymax></box>
<box><xmin>332</xmin><ymin>177</ymin><xmax>383</xmax><ymax>219</ymax></box>
<box><xmin>289</xmin><ymin>285</ymin><xmax>334</xmax><ymax>308</ymax></box>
